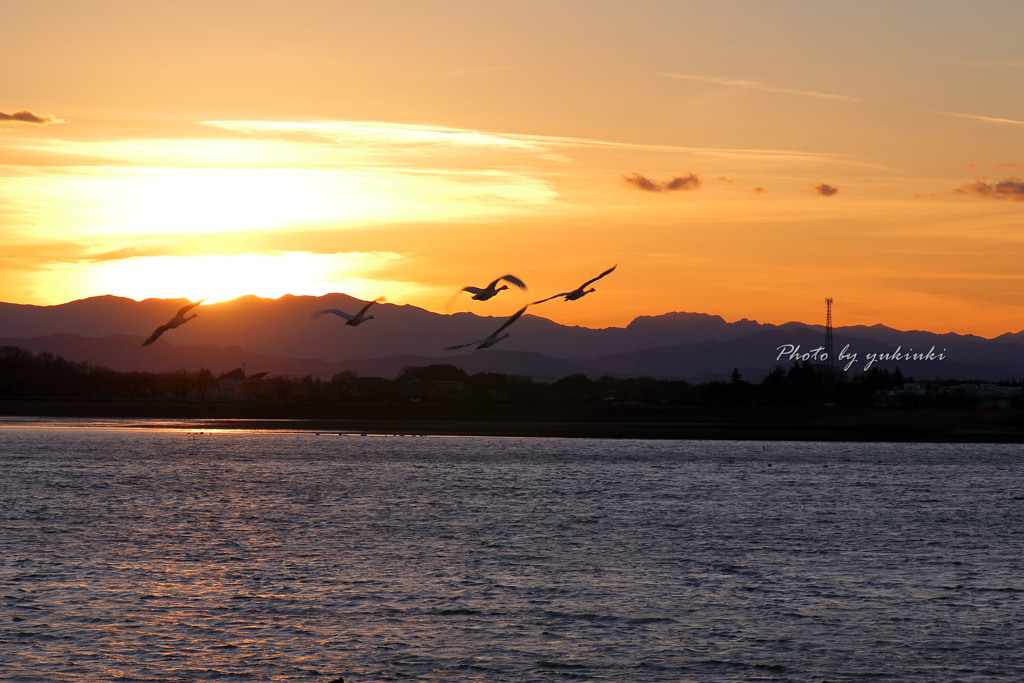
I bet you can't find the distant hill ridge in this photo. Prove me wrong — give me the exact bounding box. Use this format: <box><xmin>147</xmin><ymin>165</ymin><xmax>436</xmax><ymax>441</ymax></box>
<box><xmin>1</xmin><ymin>295</ymin><xmax>1021</xmax><ymax>382</ymax></box>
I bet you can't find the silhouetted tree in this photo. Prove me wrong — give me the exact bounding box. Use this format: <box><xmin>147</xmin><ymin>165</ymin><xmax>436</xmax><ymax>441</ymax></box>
<box><xmin>162</xmin><ymin>369</ymin><xmax>193</xmax><ymax>401</ymax></box>
<box><xmin>193</xmin><ymin>368</ymin><xmax>217</xmax><ymax>402</ymax></box>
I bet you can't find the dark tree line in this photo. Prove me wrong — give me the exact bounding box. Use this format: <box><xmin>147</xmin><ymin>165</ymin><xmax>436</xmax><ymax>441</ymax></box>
<box><xmin>0</xmin><ymin>346</ymin><xmax>220</xmax><ymax>401</ymax></box>
<box><xmin>0</xmin><ymin>345</ymin><xmax>935</xmax><ymax>411</ymax></box>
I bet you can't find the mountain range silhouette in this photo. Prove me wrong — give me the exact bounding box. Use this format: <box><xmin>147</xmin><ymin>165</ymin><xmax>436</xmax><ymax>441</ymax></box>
<box><xmin>1</xmin><ymin>294</ymin><xmax>1022</xmax><ymax>382</ymax></box>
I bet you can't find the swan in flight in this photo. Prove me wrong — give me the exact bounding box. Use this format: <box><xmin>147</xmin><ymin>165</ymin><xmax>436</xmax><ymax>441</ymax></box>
<box><xmin>532</xmin><ymin>265</ymin><xmax>617</xmax><ymax>304</ymax></box>
<box><xmin>312</xmin><ymin>297</ymin><xmax>385</xmax><ymax>327</ymax></box>
<box><xmin>141</xmin><ymin>298</ymin><xmax>207</xmax><ymax>346</ymax></box>
<box><xmin>462</xmin><ymin>274</ymin><xmax>527</xmax><ymax>301</ymax></box>
<box><xmin>444</xmin><ymin>305</ymin><xmax>529</xmax><ymax>350</ymax></box>
<box><xmin>446</xmin><ymin>274</ymin><xmax>527</xmax><ymax>311</ymax></box>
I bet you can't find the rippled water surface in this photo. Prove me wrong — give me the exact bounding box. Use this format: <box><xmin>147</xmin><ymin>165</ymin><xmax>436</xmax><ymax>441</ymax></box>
<box><xmin>1</xmin><ymin>418</ymin><xmax>1023</xmax><ymax>682</ymax></box>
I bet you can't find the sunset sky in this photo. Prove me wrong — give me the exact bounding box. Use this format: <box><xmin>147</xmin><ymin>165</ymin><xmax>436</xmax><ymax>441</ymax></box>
<box><xmin>3</xmin><ymin>0</ymin><xmax>1024</xmax><ymax>336</ymax></box>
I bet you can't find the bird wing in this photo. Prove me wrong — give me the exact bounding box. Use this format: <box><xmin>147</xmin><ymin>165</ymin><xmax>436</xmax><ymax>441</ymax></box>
<box><xmin>580</xmin><ymin>264</ymin><xmax>617</xmax><ymax>289</ymax></box>
<box><xmin>176</xmin><ymin>298</ymin><xmax>207</xmax><ymax>317</ymax></box>
<box><xmin>491</xmin><ymin>305</ymin><xmax>528</xmax><ymax>335</ymax></box>
<box><xmin>499</xmin><ymin>274</ymin><xmax>528</xmax><ymax>290</ymax></box>
<box><xmin>445</xmin><ymin>289</ymin><xmax>468</xmax><ymax>312</ymax></box>
<box><xmin>445</xmin><ymin>307</ymin><xmax>526</xmax><ymax>350</ymax></box>
<box><xmin>141</xmin><ymin>324</ymin><xmax>170</xmax><ymax>346</ymax></box>
<box><xmin>531</xmin><ymin>292</ymin><xmax>567</xmax><ymax>305</ymax></box>
<box><xmin>356</xmin><ymin>299</ymin><xmax>378</xmax><ymax>316</ymax></box>
<box><xmin>313</xmin><ymin>309</ymin><xmax>354</xmax><ymax>320</ymax></box>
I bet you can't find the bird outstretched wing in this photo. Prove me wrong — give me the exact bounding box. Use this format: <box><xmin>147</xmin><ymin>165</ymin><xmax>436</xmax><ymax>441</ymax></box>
<box><xmin>355</xmin><ymin>298</ymin><xmax>382</xmax><ymax>316</ymax></box>
<box><xmin>443</xmin><ymin>340</ymin><xmax>479</xmax><ymax>350</ymax></box>
<box><xmin>491</xmin><ymin>305</ymin><xmax>528</xmax><ymax>335</ymax></box>
<box><xmin>312</xmin><ymin>309</ymin><xmax>355</xmax><ymax>321</ymax></box>
<box><xmin>531</xmin><ymin>292</ymin><xmax>569</xmax><ymax>305</ymax></box>
<box><xmin>141</xmin><ymin>324</ymin><xmax>170</xmax><ymax>346</ymax></box>
<box><xmin>175</xmin><ymin>298</ymin><xmax>207</xmax><ymax>317</ymax></box>
<box><xmin>580</xmin><ymin>264</ymin><xmax>617</xmax><ymax>288</ymax></box>
<box><xmin>495</xmin><ymin>274</ymin><xmax>528</xmax><ymax>290</ymax></box>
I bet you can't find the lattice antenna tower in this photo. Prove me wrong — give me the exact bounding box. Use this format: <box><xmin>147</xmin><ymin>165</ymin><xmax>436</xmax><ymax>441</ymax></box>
<box><xmin>825</xmin><ymin>297</ymin><xmax>834</xmax><ymax>370</ymax></box>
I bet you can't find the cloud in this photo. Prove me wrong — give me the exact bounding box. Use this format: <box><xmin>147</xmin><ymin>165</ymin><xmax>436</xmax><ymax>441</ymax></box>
<box><xmin>932</xmin><ymin>110</ymin><xmax>1024</xmax><ymax>128</ymax></box>
<box><xmin>623</xmin><ymin>172</ymin><xmax>660</xmax><ymax>192</ymax></box>
<box><xmin>663</xmin><ymin>73</ymin><xmax>860</xmax><ymax>103</ymax></box>
<box><xmin>813</xmin><ymin>183</ymin><xmax>839</xmax><ymax>197</ymax></box>
<box><xmin>85</xmin><ymin>243</ymin><xmax>170</xmax><ymax>263</ymax></box>
<box><xmin>0</xmin><ymin>109</ymin><xmax>64</xmax><ymax>124</ymax></box>
<box><xmin>954</xmin><ymin>177</ymin><xmax>1024</xmax><ymax>201</ymax></box>
<box><xmin>623</xmin><ymin>172</ymin><xmax>701</xmax><ymax>193</ymax></box>
<box><xmin>664</xmin><ymin>174</ymin><xmax>701</xmax><ymax>191</ymax></box>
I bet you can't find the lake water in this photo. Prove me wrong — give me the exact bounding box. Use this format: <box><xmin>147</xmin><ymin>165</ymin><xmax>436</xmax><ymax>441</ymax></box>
<box><xmin>1</xmin><ymin>418</ymin><xmax>1022</xmax><ymax>682</ymax></box>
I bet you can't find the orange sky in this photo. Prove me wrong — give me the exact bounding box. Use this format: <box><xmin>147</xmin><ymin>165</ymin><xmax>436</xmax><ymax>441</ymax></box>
<box><xmin>3</xmin><ymin>0</ymin><xmax>1024</xmax><ymax>337</ymax></box>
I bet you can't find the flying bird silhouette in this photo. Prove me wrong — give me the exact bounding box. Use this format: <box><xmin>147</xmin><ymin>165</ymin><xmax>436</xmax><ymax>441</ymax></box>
<box><xmin>444</xmin><ymin>305</ymin><xmax>529</xmax><ymax>350</ymax></box>
<box><xmin>532</xmin><ymin>265</ymin><xmax>617</xmax><ymax>304</ymax></box>
<box><xmin>446</xmin><ymin>274</ymin><xmax>527</xmax><ymax>311</ymax></box>
<box><xmin>312</xmin><ymin>297</ymin><xmax>385</xmax><ymax>327</ymax></box>
<box><xmin>141</xmin><ymin>298</ymin><xmax>207</xmax><ymax>346</ymax></box>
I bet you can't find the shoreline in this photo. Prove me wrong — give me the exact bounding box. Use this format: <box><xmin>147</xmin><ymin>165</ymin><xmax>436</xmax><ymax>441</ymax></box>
<box><xmin>3</xmin><ymin>399</ymin><xmax>1024</xmax><ymax>442</ymax></box>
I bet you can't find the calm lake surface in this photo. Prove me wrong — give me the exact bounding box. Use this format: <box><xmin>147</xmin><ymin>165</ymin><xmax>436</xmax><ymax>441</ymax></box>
<box><xmin>1</xmin><ymin>418</ymin><xmax>1022</xmax><ymax>682</ymax></box>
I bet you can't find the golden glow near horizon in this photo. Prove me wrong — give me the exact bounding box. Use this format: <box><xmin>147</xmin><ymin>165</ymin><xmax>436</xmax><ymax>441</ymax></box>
<box><xmin>58</xmin><ymin>251</ymin><xmax>414</xmax><ymax>306</ymax></box>
<box><xmin>3</xmin><ymin>1</ymin><xmax>1024</xmax><ymax>336</ymax></box>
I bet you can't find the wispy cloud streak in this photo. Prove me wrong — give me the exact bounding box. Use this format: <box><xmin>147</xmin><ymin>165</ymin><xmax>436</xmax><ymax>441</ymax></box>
<box><xmin>931</xmin><ymin>110</ymin><xmax>1024</xmax><ymax>127</ymax></box>
<box><xmin>204</xmin><ymin>120</ymin><xmax>874</xmax><ymax>167</ymax></box>
<box><xmin>663</xmin><ymin>73</ymin><xmax>860</xmax><ymax>102</ymax></box>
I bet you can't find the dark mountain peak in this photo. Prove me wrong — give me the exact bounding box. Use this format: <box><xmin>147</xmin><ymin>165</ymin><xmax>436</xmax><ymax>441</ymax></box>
<box><xmin>626</xmin><ymin>310</ymin><xmax>728</xmax><ymax>330</ymax></box>
<box><xmin>620</xmin><ymin>311</ymin><xmax>769</xmax><ymax>348</ymax></box>
<box><xmin>841</xmin><ymin>323</ymin><xmax>902</xmax><ymax>333</ymax></box>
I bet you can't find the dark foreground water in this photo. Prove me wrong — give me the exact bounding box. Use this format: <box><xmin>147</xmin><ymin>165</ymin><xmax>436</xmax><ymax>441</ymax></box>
<box><xmin>1</xmin><ymin>419</ymin><xmax>1022</xmax><ymax>682</ymax></box>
